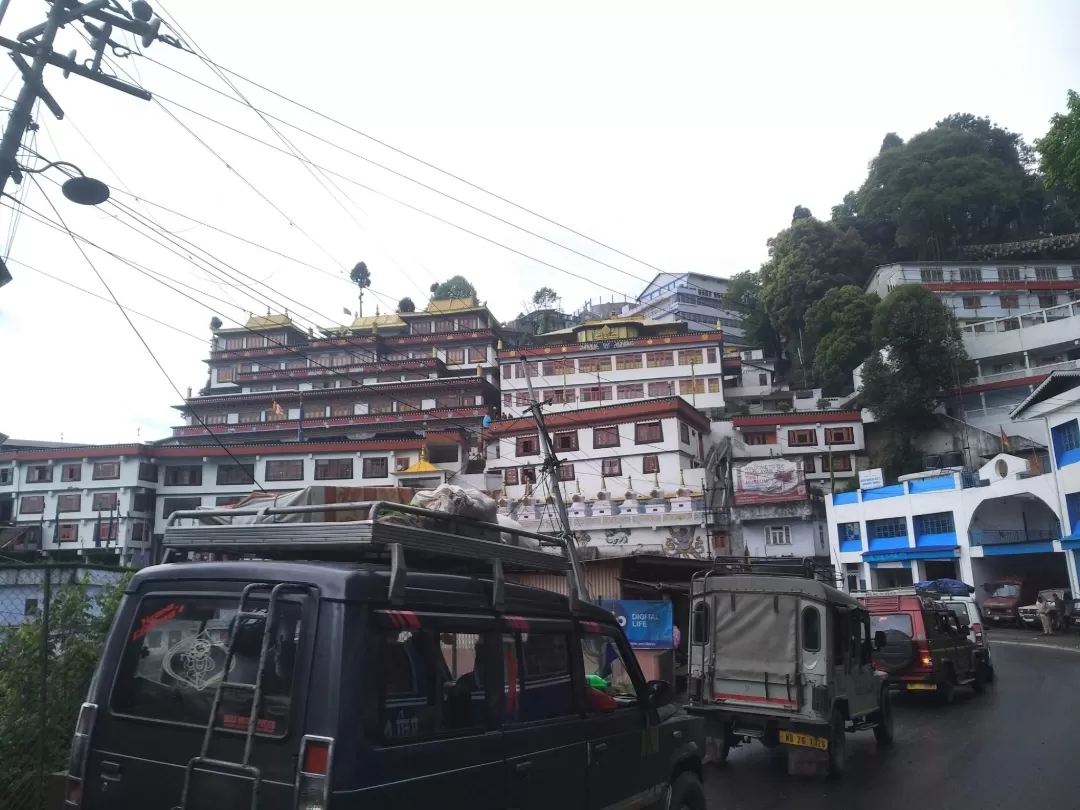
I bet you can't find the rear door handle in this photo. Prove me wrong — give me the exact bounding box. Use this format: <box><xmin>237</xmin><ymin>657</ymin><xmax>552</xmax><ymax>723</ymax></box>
<box><xmin>515</xmin><ymin>760</ymin><xmax>533</xmax><ymax>773</ymax></box>
<box><xmin>100</xmin><ymin>761</ymin><xmax>122</xmax><ymax>782</ymax></box>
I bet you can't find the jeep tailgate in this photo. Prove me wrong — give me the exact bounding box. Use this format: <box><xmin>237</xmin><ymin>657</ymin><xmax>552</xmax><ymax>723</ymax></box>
<box><xmin>709</xmin><ymin>592</ymin><xmax>800</xmax><ymax>710</ymax></box>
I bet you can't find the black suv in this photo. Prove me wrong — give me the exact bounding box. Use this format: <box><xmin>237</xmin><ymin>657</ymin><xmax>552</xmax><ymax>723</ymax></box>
<box><xmin>64</xmin><ymin>501</ymin><xmax>706</xmax><ymax>810</ymax></box>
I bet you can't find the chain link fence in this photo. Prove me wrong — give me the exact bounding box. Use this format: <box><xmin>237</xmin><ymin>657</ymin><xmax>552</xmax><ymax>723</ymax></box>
<box><xmin>0</xmin><ymin>564</ymin><xmax>131</xmax><ymax>810</ymax></box>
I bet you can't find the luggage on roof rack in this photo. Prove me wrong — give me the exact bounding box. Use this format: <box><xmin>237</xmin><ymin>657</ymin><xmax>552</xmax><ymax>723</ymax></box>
<box><xmin>163</xmin><ymin>500</ymin><xmax>585</xmax><ymax>611</ymax></box>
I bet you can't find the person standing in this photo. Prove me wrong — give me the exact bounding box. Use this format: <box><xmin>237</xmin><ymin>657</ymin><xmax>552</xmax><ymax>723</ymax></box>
<box><xmin>1037</xmin><ymin>594</ymin><xmax>1054</xmax><ymax>635</ymax></box>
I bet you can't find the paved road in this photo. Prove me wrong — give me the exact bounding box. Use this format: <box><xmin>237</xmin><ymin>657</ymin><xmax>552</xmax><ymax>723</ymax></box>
<box><xmin>704</xmin><ymin>641</ymin><xmax>1080</xmax><ymax>810</ymax></box>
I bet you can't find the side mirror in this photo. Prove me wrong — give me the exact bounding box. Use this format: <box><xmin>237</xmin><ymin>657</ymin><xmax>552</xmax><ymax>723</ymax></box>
<box><xmin>647</xmin><ymin>679</ymin><xmax>672</xmax><ymax>708</ymax></box>
<box><xmin>873</xmin><ymin>630</ymin><xmax>887</xmax><ymax>651</ymax></box>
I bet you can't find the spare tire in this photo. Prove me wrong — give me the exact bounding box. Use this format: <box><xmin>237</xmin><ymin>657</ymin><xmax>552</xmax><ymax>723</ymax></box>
<box><xmin>873</xmin><ymin>630</ymin><xmax>915</xmax><ymax>674</ymax></box>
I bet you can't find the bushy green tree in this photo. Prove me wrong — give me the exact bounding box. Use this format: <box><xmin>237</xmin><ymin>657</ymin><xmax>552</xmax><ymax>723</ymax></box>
<box><xmin>803</xmin><ymin>286</ymin><xmax>879</xmax><ymax>395</ymax></box>
<box><xmin>721</xmin><ymin>270</ymin><xmax>782</xmax><ymax>358</ymax></box>
<box><xmin>1036</xmin><ymin>90</ymin><xmax>1080</xmax><ymax>193</ymax></box>
<box><xmin>431</xmin><ymin>275</ymin><xmax>476</xmax><ymax>300</ymax></box>
<box><xmin>396</xmin><ymin>297</ymin><xmax>416</xmax><ymax>313</ymax></box>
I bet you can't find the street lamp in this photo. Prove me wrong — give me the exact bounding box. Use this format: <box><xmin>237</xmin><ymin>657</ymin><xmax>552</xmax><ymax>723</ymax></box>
<box><xmin>20</xmin><ymin>159</ymin><xmax>110</xmax><ymax>205</ymax></box>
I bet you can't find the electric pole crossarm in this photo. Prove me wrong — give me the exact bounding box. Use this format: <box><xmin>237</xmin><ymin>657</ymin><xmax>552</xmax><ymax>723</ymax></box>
<box><xmin>17</xmin><ymin>0</ymin><xmax>109</xmax><ymax>41</ymax></box>
<box><xmin>0</xmin><ymin>36</ymin><xmax>152</xmax><ymax>99</ymax></box>
<box><xmin>9</xmin><ymin>53</ymin><xmax>63</xmax><ymax>118</ymax></box>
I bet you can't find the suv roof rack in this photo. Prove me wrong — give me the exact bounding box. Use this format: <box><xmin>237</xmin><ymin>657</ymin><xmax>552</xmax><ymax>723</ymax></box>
<box><xmin>691</xmin><ymin>556</ymin><xmax>838</xmax><ymax>586</ymax></box>
<box><xmin>163</xmin><ymin>500</ymin><xmax>585</xmax><ymax>612</ymax></box>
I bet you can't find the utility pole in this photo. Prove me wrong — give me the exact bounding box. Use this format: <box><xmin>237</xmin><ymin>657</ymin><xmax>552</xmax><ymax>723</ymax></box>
<box><xmin>0</xmin><ymin>0</ymin><xmax>166</xmax><ymax>284</ymax></box>
<box><xmin>523</xmin><ymin>366</ymin><xmax>591</xmax><ymax>603</ymax></box>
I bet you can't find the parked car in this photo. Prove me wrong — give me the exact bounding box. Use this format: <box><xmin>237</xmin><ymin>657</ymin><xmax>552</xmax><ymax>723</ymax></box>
<box><xmin>939</xmin><ymin>593</ymin><xmax>994</xmax><ymax>680</ymax></box>
<box><xmin>687</xmin><ymin>558</ymin><xmax>893</xmax><ymax>777</ymax></box>
<box><xmin>1072</xmin><ymin>598</ymin><xmax>1080</xmax><ymax>632</ymax></box>
<box><xmin>859</xmin><ymin>589</ymin><xmax>991</xmax><ymax>703</ymax></box>
<box><xmin>980</xmin><ymin>578</ymin><xmax>1034</xmax><ymax>627</ymax></box>
<box><xmin>1018</xmin><ymin>588</ymin><xmax>1074</xmax><ymax>631</ymax></box>
<box><xmin>65</xmin><ymin>500</ymin><xmax>707</xmax><ymax>810</ymax></box>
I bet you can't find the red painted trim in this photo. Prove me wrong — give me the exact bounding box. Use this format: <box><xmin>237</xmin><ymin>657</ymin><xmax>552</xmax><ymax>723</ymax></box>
<box><xmin>0</xmin><ymin>444</ymin><xmax>155</xmax><ymax>462</ymax></box>
<box><xmin>713</xmin><ymin>692</ymin><xmax>797</xmax><ymax>706</ymax></box>
<box><xmin>923</xmin><ymin>281</ymin><xmax>1080</xmax><ymax>292</ymax></box>
<box><xmin>498</xmin><ymin>331</ymin><xmax>723</xmax><ymax>359</ymax></box>
<box><xmin>171</xmin><ymin>408</ymin><xmax>490</xmax><ymax>438</ymax></box>
<box><xmin>149</xmin><ymin>439</ymin><xmax>425</xmax><ymax>458</ymax></box>
<box><xmin>732</xmin><ymin>411</ymin><xmax>861</xmax><ymax>427</ymax></box>
<box><xmin>184</xmin><ymin>377</ymin><xmax>493</xmax><ymax>407</ymax></box>
<box><xmin>235</xmin><ymin>358</ymin><xmax>443</xmax><ymax>382</ymax></box>
<box><xmin>959</xmin><ymin>374</ymin><xmax>1048</xmax><ymax>395</ymax></box>
<box><xmin>485</xmin><ymin>397</ymin><xmax>710</xmax><ymax>435</ymax></box>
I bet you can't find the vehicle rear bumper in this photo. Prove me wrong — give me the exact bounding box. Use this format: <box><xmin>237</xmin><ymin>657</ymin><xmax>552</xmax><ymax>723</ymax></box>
<box><xmin>685</xmin><ymin>704</ymin><xmax>828</xmax><ymax>741</ymax></box>
<box><xmin>883</xmin><ymin>671</ymin><xmax>940</xmax><ymax>688</ymax></box>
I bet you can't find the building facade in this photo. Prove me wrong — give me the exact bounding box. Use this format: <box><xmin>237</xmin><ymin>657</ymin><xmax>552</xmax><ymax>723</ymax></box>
<box><xmin>622</xmin><ymin>272</ymin><xmax>747</xmax><ymax>344</ymax></box>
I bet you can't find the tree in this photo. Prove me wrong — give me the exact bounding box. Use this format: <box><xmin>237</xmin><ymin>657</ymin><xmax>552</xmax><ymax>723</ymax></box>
<box><xmin>531</xmin><ymin>286</ymin><xmax>558</xmax><ymax>309</ymax></box>
<box><xmin>1036</xmin><ymin>89</ymin><xmax>1080</xmax><ymax>193</ymax></box>
<box><xmin>803</xmin><ymin>286</ymin><xmax>879</xmax><ymax>395</ymax></box>
<box><xmin>209</xmin><ymin>316</ymin><xmax>223</xmax><ymax>330</ymax></box>
<box><xmin>397</xmin><ymin>297</ymin><xmax>416</xmax><ymax>313</ymax></box>
<box><xmin>879</xmin><ymin>132</ymin><xmax>904</xmax><ymax>152</ymax></box>
<box><xmin>791</xmin><ymin>205</ymin><xmax>812</xmax><ymax>222</ymax></box>
<box><xmin>431</xmin><ymin>275</ymin><xmax>476</xmax><ymax>301</ymax></box>
<box><xmin>758</xmin><ymin>217</ymin><xmax>872</xmax><ymax>345</ymax></box>
<box><xmin>350</xmin><ymin>261</ymin><xmax>371</xmax><ymax>316</ymax></box>
<box><xmin>859</xmin><ymin>285</ymin><xmax>973</xmax><ymax>476</ymax></box>
<box><xmin>721</xmin><ymin>270</ymin><xmax>782</xmax><ymax>358</ymax></box>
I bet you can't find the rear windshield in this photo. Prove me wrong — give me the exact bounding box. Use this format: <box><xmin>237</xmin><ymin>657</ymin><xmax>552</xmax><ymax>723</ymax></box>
<box><xmin>984</xmin><ymin>583</ymin><xmax>1020</xmax><ymax>598</ymax></box>
<box><xmin>870</xmin><ymin>613</ymin><xmax>914</xmax><ymax>639</ymax></box>
<box><xmin>110</xmin><ymin>595</ymin><xmax>302</xmax><ymax>737</ymax></box>
<box><xmin>944</xmin><ymin>602</ymin><xmax>970</xmax><ymax>623</ymax></box>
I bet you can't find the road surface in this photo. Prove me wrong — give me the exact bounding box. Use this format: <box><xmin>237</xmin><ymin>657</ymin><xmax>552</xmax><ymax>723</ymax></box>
<box><xmin>704</xmin><ymin>640</ymin><xmax>1080</xmax><ymax>809</ymax></box>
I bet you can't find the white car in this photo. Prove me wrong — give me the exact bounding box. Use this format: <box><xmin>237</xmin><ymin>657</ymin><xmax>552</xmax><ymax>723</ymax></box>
<box><xmin>940</xmin><ymin>594</ymin><xmax>994</xmax><ymax>678</ymax></box>
<box><xmin>1018</xmin><ymin>588</ymin><xmax>1072</xmax><ymax>630</ymax></box>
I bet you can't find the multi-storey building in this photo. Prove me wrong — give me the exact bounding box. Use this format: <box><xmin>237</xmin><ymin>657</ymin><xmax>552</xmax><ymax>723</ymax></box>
<box><xmin>864</xmin><ymin>261</ymin><xmax>1080</xmax><ymax>444</ymax></box>
<box><xmin>622</xmin><ymin>272</ymin><xmax>747</xmax><ymax>344</ymax></box>
<box><xmin>497</xmin><ymin>317</ymin><xmax>727</xmax><ymax>419</ymax></box>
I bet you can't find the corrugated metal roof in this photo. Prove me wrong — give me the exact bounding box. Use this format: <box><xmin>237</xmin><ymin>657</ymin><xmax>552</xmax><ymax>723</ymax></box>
<box><xmin>1009</xmin><ymin>370</ymin><xmax>1080</xmax><ymax>419</ymax></box>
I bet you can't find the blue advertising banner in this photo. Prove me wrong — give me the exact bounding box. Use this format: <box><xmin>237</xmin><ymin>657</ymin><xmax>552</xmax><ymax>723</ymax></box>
<box><xmin>600</xmin><ymin>600</ymin><xmax>673</xmax><ymax>649</ymax></box>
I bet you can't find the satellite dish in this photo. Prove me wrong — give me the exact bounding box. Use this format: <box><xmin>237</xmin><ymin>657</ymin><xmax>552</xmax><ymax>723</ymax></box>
<box><xmin>62</xmin><ymin>176</ymin><xmax>110</xmax><ymax>206</ymax></box>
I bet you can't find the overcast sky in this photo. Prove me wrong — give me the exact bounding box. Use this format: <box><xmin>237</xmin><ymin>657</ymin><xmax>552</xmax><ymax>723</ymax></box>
<box><xmin>0</xmin><ymin>0</ymin><xmax>1077</xmax><ymax>444</ymax></box>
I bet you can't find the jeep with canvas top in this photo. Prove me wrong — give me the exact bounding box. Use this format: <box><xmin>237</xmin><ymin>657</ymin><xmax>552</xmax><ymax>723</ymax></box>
<box><xmin>63</xmin><ymin>499</ymin><xmax>706</xmax><ymax>810</ymax></box>
<box><xmin>686</xmin><ymin>558</ymin><xmax>893</xmax><ymax>777</ymax></box>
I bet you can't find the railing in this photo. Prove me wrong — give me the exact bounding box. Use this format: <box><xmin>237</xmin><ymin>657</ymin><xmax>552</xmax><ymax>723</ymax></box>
<box><xmin>975</xmin><ymin>358</ymin><xmax>1080</xmax><ymax>385</ymax></box>
<box><xmin>961</xmin><ymin>300</ymin><xmax>1080</xmax><ymax>336</ymax></box>
<box><xmin>968</xmin><ymin>528</ymin><xmax>1060</xmax><ymax>546</ymax></box>
<box><xmin>962</xmin><ymin>404</ymin><xmax>1018</xmax><ymax>419</ymax></box>
<box><xmin>513</xmin><ymin>509</ymin><xmax>710</xmax><ymax>531</ymax></box>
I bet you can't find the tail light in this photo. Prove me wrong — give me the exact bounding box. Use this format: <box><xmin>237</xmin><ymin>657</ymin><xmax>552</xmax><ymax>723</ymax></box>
<box><xmin>64</xmin><ymin>702</ymin><xmax>98</xmax><ymax>808</ymax></box>
<box><xmin>295</xmin><ymin>735</ymin><xmax>333</xmax><ymax>810</ymax></box>
<box><xmin>973</xmin><ymin>622</ymin><xmax>984</xmax><ymax>644</ymax></box>
<box><xmin>915</xmin><ymin>643</ymin><xmax>932</xmax><ymax>669</ymax></box>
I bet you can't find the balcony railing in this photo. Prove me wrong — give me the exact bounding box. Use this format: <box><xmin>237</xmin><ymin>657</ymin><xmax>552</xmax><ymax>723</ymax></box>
<box><xmin>968</xmin><ymin>528</ymin><xmax>1060</xmax><ymax>546</ymax></box>
<box><xmin>961</xmin><ymin>300</ymin><xmax>1080</xmax><ymax>336</ymax></box>
<box><xmin>975</xmin><ymin>359</ymin><xmax>1080</xmax><ymax>386</ymax></box>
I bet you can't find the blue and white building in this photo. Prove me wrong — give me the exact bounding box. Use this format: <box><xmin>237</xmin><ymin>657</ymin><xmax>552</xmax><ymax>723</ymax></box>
<box><xmin>622</xmin><ymin>272</ymin><xmax>747</xmax><ymax>344</ymax></box>
<box><xmin>827</xmin><ymin>371</ymin><xmax>1080</xmax><ymax>596</ymax></box>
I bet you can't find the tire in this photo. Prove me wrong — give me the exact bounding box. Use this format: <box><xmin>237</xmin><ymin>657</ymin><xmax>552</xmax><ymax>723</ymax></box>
<box><xmin>668</xmin><ymin>771</ymin><xmax>706</xmax><ymax>810</ymax></box>
<box><xmin>938</xmin><ymin>675</ymin><xmax>956</xmax><ymax>705</ymax></box>
<box><xmin>972</xmin><ymin>660</ymin><xmax>990</xmax><ymax>694</ymax></box>
<box><xmin>872</xmin><ymin>689</ymin><xmax>895</xmax><ymax>745</ymax></box>
<box><xmin>828</xmin><ymin>709</ymin><xmax>847</xmax><ymax>777</ymax></box>
<box><xmin>706</xmin><ymin>732</ymin><xmax>731</xmax><ymax>765</ymax></box>
<box><xmin>986</xmin><ymin>664</ymin><xmax>995</xmax><ymax>682</ymax></box>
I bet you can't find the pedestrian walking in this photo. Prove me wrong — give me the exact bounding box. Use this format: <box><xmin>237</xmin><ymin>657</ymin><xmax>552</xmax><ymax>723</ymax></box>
<box><xmin>1037</xmin><ymin>594</ymin><xmax>1054</xmax><ymax>635</ymax></box>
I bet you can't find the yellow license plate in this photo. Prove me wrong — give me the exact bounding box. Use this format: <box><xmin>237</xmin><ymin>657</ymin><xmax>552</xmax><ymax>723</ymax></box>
<box><xmin>779</xmin><ymin>730</ymin><xmax>828</xmax><ymax>750</ymax></box>
<box><xmin>907</xmin><ymin>683</ymin><xmax>937</xmax><ymax>691</ymax></box>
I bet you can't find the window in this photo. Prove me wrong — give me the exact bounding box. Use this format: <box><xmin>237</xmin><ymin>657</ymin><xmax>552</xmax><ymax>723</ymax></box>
<box><xmin>445</xmin><ymin>348</ymin><xmax>466</xmax><ymax>365</ymax></box>
<box><xmin>0</xmin><ymin>467</ymin><xmax>10</xmax><ymax>485</ymax></box>
<box><xmin>223</xmin><ymin>336</ymin><xmax>244</xmax><ymax>350</ymax></box>
<box><xmin>59</xmin><ymin>524</ymin><xmax>79</xmax><ymax>543</ymax></box>
<box><xmin>132</xmin><ymin>493</ymin><xmax>153</xmax><ymax>512</ymax></box>
<box><xmin>788</xmin><ymin>429</ymin><xmax>817</xmax><ymax>446</ymax></box>
<box><xmin>20</xmin><ymin>496</ymin><xmax>45</xmax><ymax>514</ymax></box>
<box><xmin>758</xmin><ymin>373</ymin><xmax>768</xmax><ymax>386</ymax></box>
<box><xmin>165</xmin><ymin>465</ymin><xmax>203</xmax><ymax>486</ymax></box>
<box><xmin>961</xmin><ymin>296</ymin><xmax>981</xmax><ymax>309</ymax></box>
<box><xmin>516</xmin><ymin>435</ymin><xmax>539</xmax><ymax>456</ymax></box>
<box><xmin>678</xmin><ymin>349</ymin><xmax>703</xmax><ymax>366</ymax></box>
<box><xmin>580</xmin><ymin>386</ymin><xmax>612</xmax><ymax>402</ymax></box>
<box><xmin>203</xmin><ymin>413</ymin><xmax>228</xmax><ymax>425</ymax></box>
<box><xmin>515</xmin><ymin>362</ymin><xmax>538</xmax><ymax>379</ymax></box>
<box><xmin>915</xmin><ymin>512</ymin><xmax>955</xmax><ymax>536</ymax></box>
<box><xmin>434</xmin><ymin>318</ymin><xmax>454</xmax><ymax>332</ymax></box>
<box><xmin>506</xmin><ymin>633</ymin><xmax>575</xmax><ymax>723</ymax></box>
<box><xmin>647</xmin><ymin>381</ymin><xmax>674</xmax><ymax>398</ymax></box>
<box><xmin>744</xmin><ymin>431</ymin><xmax>773</xmax><ymax>446</ymax></box>
<box><xmin>396</xmin><ymin>456</ymin><xmax>411</xmax><ymax>472</ymax></box>
<box><xmin>635</xmin><ymin>422</ymin><xmax>662</xmax><ymax>444</ymax></box>
<box><xmin>285</xmin><ymin>360</ymin><xmax>307</xmax><ymax>371</ymax></box>
<box><xmin>602</xmin><ymin>458</ymin><xmax>622</xmax><ymax>477</ymax></box>
<box><xmin>646</xmin><ymin>351</ymin><xmax>674</xmax><ymax>368</ymax></box>
<box><xmin>459</xmin><ymin>316</ymin><xmax>481</xmax><ymax>330</ymax></box>
<box><xmin>617</xmin><ymin>384</ymin><xmax>644</xmax><ymax>400</ymax></box>
<box><xmin>61</xmin><ymin>463</ymin><xmax>81</xmax><ymax>482</ymax></box>
<box><xmin>363</xmin><ymin>457</ymin><xmax>389</xmax><ymax>478</ymax></box>
<box><xmin>266</xmin><ymin>460</ymin><xmax>304</xmax><ymax>481</ymax></box>
<box><xmin>554</xmin><ymin>432</ymin><xmax>578</xmax><ymax>451</ymax></box>
<box><xmin>217</xmin><ymin>366</ymin><xmax>235</xmax><ymax>383</ymax></box>
<box><xmin>543</xmin><ymin>358</ymin><xmax>576</xmax><ymax>376</ymax></box>
<box><xmin>315</xmin><ymin>458</ymin><xmax>353</xmax><ymax>480</ymax></box>
<box><xmin>92</xmin><ymin>492</ymin><xmax>118</xmax><ymax>511</ymax></box>
<box><xmin>825</xmin><ymin>426</ymin><xmax>854</xmax><ymax>445</ymax></box>
<box><xmin>521</xmin><ymin>467</ymin><xmax>536</xmax><ymax>484</ymax></box>
<box><xmin>238</xmin><ymin>411</ymin><xmax>262</xmax><ymax>424</ymax></box>
<box><xmin>678</xmin><ymin>379</ymin><xmax>705</xmax><ymax>395</ymax></box>
<box><xmin>162</xmin><ymin>497</ymin><xmax>202</xmax><ymax>516</ymax></box>
<box><xmin>802</xmin><ymin>607</ymin><xmax>821</xmax><ymax>652</ymax></box>
<box><xmin>827</xmin><ymin>454</ymin><xmax>852</xmax><ymax>472</ymax></box>
<box><xmin>303</xmin><ymin>404</ymin><xmax>326</xmax><ymax>420</ymax></box>
<box><xmin>137</xmin><ymin>463</ymin><xmax>158</xmax><ymax>483</ymax></box>
<box><xmin>429</xmin><ymin>445</ymin><xmax>458</xmax><ymax>464</ymax></box>
<box><xmin>580</xmin><ymin>633</ymin><xmax>638</xmax><ymax>702</ymax></box>
<box><xmin>578</xmin><ymin>356</ymin><xmax>612</xmax><ymax>374</ymax></box>
<box><xmin>266</xmin><ymin>406</ymin><xmax>289</xmax><ymax>422</ymax></box>
<box><xmin>706</xmin><ymin>348</ymin><xmax>717</xmax><ymax>364</ymax></box>
<box><xmin>55</xmin><ymin>493</ymin><xmax>80</xmax><ymax>513</ymax></box>
<box><xmin>503</xmin><ymin>393</ymin><xmax>512</xmax><ymax>407</ymax></box>
<box><xmin>558</xmin><ymin>464</ymin><xmax>575</xmax><ymax>482</ymax></box>
<box><xmin>370</xmin><ymin>401</ymin><xmax>395</xmax><ymax>415</ymax></box>
<box><xmin>504</xmin><ymin>468</ymin><xmax>519</xmax><ymax>486</ymax></box>
<box><xmin>330</xmin><ymin>403</ymin><xmax>354</xmax><ymax>418</ymax></box>
<box><xmin>112</xmin><ymin>595</ymin><xmax>301</xmax><ymax>737</ymax></box>
<box><xmin>959</xmin><ymin>267</ymin><xmax>982</xmax><ymax>282</ymax></box>
<box><xmin>766</xmin><ymin>526</ymin><xmax>791</xmax><ymax>545</ymax></box>
<box><xmin>679</xmin><ymin>423</ymin><xmax>691</xmax><ymax>444</ymax></box>
<box><xmin>920</xmin><ymin>268</ymin><xmax>944</xmax><ymax>282</ymax></box>
<box><xmin>27</xmin><ymin>464</ymin><xmax>52</xmax><ymax>483</ymax></box>
<box><xmin>329</xmin><ymin>355</ymin><xmax>352</xmax><ymax>368</ymax></box>
<box><xmin>1035</xmin><ymin>266</ymin><xmax>1059</xmax><ymax>281</ymax></box>
<box><xmin>999</xmin><ymin>294</ymin><xmax>1019</xmax><ymax>309</ymax></box>
<box><xmin>642</xmin><ymin>455</ymin><xmax>660</xmax><ymax>474</ymax></box>
<box><xmin>549</xmin><ymin>388</ymin><xmax>576</xmax><ymax>404</ymax></box>
<box><xmin>998</xmin><ymin>266</ymin><xmax>1020</xmax><ymax>282</ymax></box>
<box><xmin>468</xmin><ymin>346</ymin><xmax>487</xmax><ymax>363</ymax></box>
<box><xmin>867</xmin><ymin>517</ymin><xmax>907</xmax><ymax>539</ymax></box>
<box><xmin>616</xmin><ymin>354</ymin><xmax>643</xmax><ymax>370</ymax></box>
<box><xmin>708</xmin><ymin>378</ymin><xmax>720</xmax><ymax>393</ymax></box>
<box><xmin>594</xmin><ymin>426</ymin><xmax>620</xmax><ymax>448</ymax></box>
<box><xmin>1039</xmin><ymin>294</ymin><xmax>1058</xmax><ymax>309</ymax></box>
<box><xmin>691</xmin><ymin>602</ymin><xmax>709</xmax><ymax>645</ymax></box>
<box><xmin>412</xmin><ymin>320</ymin><xmax>433</xmax><ymax>335</ymax></box>
<box><xmin>514</xmin><ymin>392</ymin><xmax>531</xmax><ymax>407</ymax></box>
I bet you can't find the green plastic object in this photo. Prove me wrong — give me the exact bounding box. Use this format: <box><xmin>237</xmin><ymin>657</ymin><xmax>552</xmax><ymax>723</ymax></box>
<box><xmin>586</xmin><ymin>674</ymin><xmax>609</xmax><ymax>689</ymax></box>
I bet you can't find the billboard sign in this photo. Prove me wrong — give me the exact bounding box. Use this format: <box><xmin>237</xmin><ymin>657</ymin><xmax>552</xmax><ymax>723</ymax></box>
<box><xmin>599</xmin><ymin>600</ymin><xmax>674</xmax><ymax>649</ymax></box>
<box><xmin>733</xmin><ymin>458</ymin><xmax>806</xmax><ymax>505</ymax></box>
<box><xmin>858</xmin><ymin>468</ymin><xmax>885</xmax><ymax>490</ymax></box>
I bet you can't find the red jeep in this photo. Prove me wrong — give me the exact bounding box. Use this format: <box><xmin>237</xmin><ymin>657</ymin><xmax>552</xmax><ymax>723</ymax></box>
<box><xmin>981</xmin><ymin>577</ymin><xmax>1033</xmax><ymax>627</ymax></box>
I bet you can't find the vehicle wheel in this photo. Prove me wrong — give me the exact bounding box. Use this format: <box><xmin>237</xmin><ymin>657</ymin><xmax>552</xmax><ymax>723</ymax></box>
<box><xmin>972</xmin><ymin>660</ymin><xmax>990</xmax><ymax>694</ymax></box>
<box><xmin>872</xmin><ymin>689</ymin><xmax>895</xmax><ymax>745</ymax></box>
<box><xmin>986</xmin><ymin>664</ymin><xmax>995</xmax><ymax>682</ymax></box>
<box><xmin>827</xmin><ymin>709</ymin><xmax>847</xmax><ymax>777</ymax></box>
<box><xmin>668</xmin><ymin>772</ymin><xmax>706</xmax><ymax>810</ymax></box>
<box><xmin>938</xmin><ymin>676</ymin><xmax>956</xmax><ymax>705</ymax></box>
<box><xmin>706</xmin><ymin>733</ymin><xmax>730</xmax><ymax>765</ymax></box>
